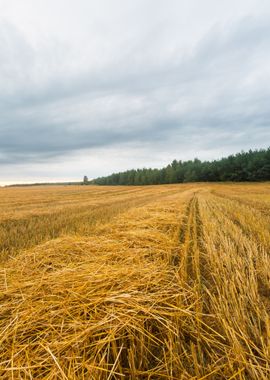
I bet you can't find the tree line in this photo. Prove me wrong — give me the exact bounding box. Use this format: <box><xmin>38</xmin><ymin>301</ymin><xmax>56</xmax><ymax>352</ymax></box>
<box><xmin>90</xmin><ymin>148</ymin><xmax>270</xmax><ymax>185</ymax></box>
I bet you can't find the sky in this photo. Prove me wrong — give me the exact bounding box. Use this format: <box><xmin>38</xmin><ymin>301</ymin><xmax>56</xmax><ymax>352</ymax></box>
<box><xmin>0</xmin><ymin>0</ymin><xmax>270</xmax><ymax>184</ymax></box>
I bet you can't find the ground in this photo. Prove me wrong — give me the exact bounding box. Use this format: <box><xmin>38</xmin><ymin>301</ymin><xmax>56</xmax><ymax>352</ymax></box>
<box><xmin>0</xmin><ymin>183</ymin><xmax>270</xmax><ymax>379</ymax></box>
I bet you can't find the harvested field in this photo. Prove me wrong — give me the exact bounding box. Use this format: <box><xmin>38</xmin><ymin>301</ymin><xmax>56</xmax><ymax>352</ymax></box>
<box><xmin>0</xmin><ymin>183</ymin><xmax>270</xmax><ymax>379</ymax></box>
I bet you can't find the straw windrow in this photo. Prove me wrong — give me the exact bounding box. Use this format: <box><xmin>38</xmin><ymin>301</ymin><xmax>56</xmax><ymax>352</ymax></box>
<box><xmin>0</xmin><ymin>184</ymin><xmax>270</xmax><ymax>379</ymax></box>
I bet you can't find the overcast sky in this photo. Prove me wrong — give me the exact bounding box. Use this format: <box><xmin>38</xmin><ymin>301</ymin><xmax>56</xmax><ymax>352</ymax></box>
<box><xmin>0</xmin><ymin>0</ymin><xmax>270</xmax><ymax>184</ymax></box>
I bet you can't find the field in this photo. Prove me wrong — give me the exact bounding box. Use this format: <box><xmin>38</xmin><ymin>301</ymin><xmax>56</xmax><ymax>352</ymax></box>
<box><xmin>0</xmin><ymin>183</ymin><xmax>270</xmax><ymax>379</ymax></box>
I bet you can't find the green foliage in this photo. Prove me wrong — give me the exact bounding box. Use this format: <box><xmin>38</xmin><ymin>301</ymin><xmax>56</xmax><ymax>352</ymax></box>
<box><xmin>91</xmin><ymin>148</ymin><xmax>270</xmax><ymax>185</ymax></box>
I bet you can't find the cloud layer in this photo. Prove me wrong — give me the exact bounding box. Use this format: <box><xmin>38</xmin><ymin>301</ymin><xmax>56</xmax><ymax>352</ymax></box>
<box><xmin>0</xmin><ymin>0</ymin><xmax>270</xmax><ymax>183</ymax></box>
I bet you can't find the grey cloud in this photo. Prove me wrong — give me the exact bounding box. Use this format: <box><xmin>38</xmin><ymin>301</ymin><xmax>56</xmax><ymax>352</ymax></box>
<box><xmin>0</xmin><ymin>9</ymin><xmax>270</xmax><ymax>171</ymax></box>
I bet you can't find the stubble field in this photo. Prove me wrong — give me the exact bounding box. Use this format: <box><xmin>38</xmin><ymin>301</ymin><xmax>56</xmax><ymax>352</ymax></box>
<box><xmin>0</xmin><ymin>183</ymin><xmax>270</xmax><ymax>379</ymax></box>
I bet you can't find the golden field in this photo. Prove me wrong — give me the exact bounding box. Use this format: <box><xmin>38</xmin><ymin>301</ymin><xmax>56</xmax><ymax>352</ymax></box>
<box><xmin>0</xmin><ymin>183</ymin><xmax>270</xmax><ymax>379</ymax></box>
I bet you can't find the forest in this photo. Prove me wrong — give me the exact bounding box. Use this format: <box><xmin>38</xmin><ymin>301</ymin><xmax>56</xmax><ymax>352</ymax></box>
<box><xmin>91</xmin><ymin>148</ymin><xmax>270</xmax><ymax>185</ymax></box>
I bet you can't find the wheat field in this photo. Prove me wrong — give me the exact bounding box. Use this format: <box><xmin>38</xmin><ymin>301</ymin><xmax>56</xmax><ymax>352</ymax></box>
<box><xmin>0</xmin><ymin>183</ymin><xmax>270</xmax><ymax>379</ymax></box>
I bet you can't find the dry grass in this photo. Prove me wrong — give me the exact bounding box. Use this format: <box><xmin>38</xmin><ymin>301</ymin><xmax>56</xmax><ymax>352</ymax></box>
<box><xmin>0</xmin><ymin>185</ymin><xmax>192</xmax><ymax>262</ymax></box>
<box><xmin>0</xmin><ymin>183</ymin><xmax>270</xmax><ymax>379</ymax></box>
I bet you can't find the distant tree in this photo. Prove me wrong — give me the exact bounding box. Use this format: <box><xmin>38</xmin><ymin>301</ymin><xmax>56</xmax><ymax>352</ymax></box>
<box><xmin>91</xmin><ymin>148</ymin><xmax>270</xmax><ymax>185</ymax></box>
<box><xmin>83</xmin><ymin>175</ymin><xmax>88</xmax><ymax>185</ymax></box>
